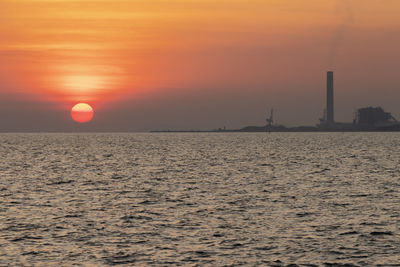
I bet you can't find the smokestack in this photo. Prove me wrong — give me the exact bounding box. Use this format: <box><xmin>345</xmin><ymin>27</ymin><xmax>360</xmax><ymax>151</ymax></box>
<box><xmin>327</xmin><ymin>71</ymin><xmax>334</xmax><ymax>123</ymax></box>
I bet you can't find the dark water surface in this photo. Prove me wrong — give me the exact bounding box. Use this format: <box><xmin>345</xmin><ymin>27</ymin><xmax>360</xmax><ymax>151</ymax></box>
<box><xmin>0</xmin><ymin>133</ymin><xmax>399</xmax><ymax>266</ymax></box>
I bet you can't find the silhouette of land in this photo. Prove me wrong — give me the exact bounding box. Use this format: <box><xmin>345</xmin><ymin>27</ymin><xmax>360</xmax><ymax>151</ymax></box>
<box><xmin>151</xmin><ymin>122</ymin><xmax>400</xmax><ymax>133</ymax></box>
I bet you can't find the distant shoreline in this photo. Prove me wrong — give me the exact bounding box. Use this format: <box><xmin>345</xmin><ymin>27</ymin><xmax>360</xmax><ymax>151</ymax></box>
<box><xmin>151</xmin><ymin>124</ymin><xmax>400</xmax><ymax>133</ymax></box>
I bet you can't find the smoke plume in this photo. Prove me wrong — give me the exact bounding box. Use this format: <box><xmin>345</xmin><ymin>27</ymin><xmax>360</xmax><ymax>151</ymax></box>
<box><xmin>329</xmin><ymin>0</ymin><xmax>354</xmax><ymax>68</ymax></box>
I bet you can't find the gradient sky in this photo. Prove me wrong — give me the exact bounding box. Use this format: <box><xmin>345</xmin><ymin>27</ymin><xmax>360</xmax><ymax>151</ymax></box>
<box><xmin>0</xmin><ymin>0</ymin><xmax>399</xmax><ymax>131</ymax></box>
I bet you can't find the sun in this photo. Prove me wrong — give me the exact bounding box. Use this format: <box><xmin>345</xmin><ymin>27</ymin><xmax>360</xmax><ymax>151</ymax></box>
<box><xmin>71</xmin><ymin>103</ymin><xmax>94</xmax><ymax>123</ymax></box>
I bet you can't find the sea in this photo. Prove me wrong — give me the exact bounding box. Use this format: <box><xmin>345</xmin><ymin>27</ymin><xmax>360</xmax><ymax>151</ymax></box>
<box><xmin>0</xmin><ymin>133</ymin><xmax>399</xmax><ymax>266</ymax></box>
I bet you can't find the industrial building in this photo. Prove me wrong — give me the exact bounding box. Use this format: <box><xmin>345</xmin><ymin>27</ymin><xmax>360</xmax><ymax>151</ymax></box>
<box><xmin>356</xmin><ymin>107</ymin><xmax>397</xmax><ymax>128</ymax></box>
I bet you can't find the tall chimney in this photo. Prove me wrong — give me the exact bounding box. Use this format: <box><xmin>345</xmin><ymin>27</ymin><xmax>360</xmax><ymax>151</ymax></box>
<box><xmin>327</xmin><ymin>71</ymin><xmax>334</xmax><ymax>123</ymax></box>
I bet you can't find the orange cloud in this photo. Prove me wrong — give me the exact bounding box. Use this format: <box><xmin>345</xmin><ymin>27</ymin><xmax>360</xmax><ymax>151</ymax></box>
<box><xmin>0</xmin><ymin>0</ymin><xmax>399</xmax><ymax>108</ymax></box>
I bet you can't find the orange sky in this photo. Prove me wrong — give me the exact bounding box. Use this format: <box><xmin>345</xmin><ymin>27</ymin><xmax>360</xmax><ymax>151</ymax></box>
<box><xmin>0</xmin><ymin>0</ymin><xmax>400</xmax><ymax>130</ymax></box>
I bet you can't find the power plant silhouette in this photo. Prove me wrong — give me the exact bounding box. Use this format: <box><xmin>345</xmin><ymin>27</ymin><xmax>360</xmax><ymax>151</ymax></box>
<box><xmin>247</xmin><ymin>71</ymin><xmax>399</xmax><ymax>132</ymax></box>
<box><xmin>317</xmin><ymin>71</ymin><xmax>398</xmax><ymax>131</ymax></box>
<box><xmin>153</xmin><ymin>71</ymin><xmax>400</xmax><ymax>132</ymax></box>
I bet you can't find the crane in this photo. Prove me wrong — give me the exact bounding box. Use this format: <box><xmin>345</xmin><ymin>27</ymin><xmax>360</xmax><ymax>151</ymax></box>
<box><xmin>266</xmin><ymin>109</ymin><xmax>274</xmax><ymax>127</ymax></box>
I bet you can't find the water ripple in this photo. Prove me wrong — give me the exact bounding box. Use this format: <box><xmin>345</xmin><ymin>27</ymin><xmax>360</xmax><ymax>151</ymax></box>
<box><xmin>0</xmin><ymin>133</ymin><xmax>399</xmax><ymax>266</ymax></box>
